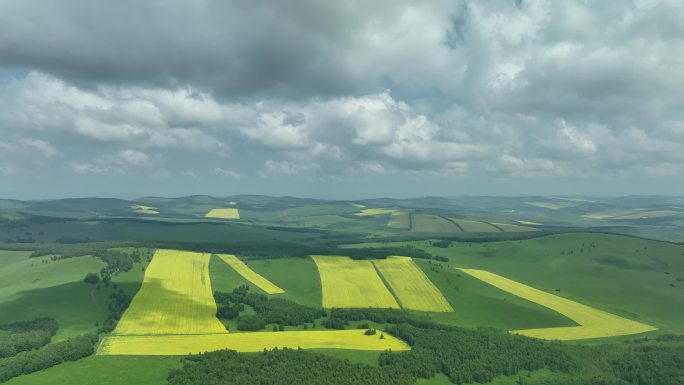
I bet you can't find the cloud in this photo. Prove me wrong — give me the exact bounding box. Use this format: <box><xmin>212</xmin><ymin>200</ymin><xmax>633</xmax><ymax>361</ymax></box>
<box><xmin>0</xmin><ymin>164</ymin><xmax>16</xmax><ymax>176</ymax></box>
<box><xmin>258</xmin><ymin>160</ymin><xmax>313</xmax><ymax>178</ymax></box>
<box><xmin>212</xmin><ymin>168</ymin><xmax>240</xmax><ymax>179</ymax></box>
<box><xmin>20</xmin><ymin>137</ymin><xmax>58</xmax><ymax>158</ymax></box>
<box><xmin>1</xmin><ymin>1</ymin><xmax>684</xmax><ymax>195</ymax></box>
<box><xmin>68</xmin><ymin>161</ymin><xmax>109</xmax><ymax>174</ymax></box>
<box><xmin>117</xmin><ymin>149</ymin><xmax>149</xmax><ymax>166</ymax></box>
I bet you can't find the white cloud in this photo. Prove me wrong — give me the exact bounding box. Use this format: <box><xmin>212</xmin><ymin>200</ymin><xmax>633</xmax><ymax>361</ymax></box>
<box><xmin>20</xmin><ymin>137</ymin><xmax>58</xmax><ymax>158</ymax></box>
<box><xmin>68</xmin><ymin>161</ymin><xmax>109</xmax><ymax>174</ymax></box>
<box><xmin>0</xmin><ymin>164</ymin><xmax>16</xmax><ymax>175</ymax></box>
<box><xmin>212</xmin><ymin>167</ymin><xmax>240</xmax><ymax>179</ymax></box>
<box><xmin>117</xmin><ymin>149</ymin><xmax>149</xmax><ymax>166</ymax></box>
<box><xmin>258</xmin><ymin>160</ymin><xmax>312</xmax><ymax>177</ymax></box>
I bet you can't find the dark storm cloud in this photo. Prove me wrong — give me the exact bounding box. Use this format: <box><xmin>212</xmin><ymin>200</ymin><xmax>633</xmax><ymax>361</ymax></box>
<box><xmin>0</xmin><ymin>0</ymin><xmax>404</xmax><ymax>98</ymax></box>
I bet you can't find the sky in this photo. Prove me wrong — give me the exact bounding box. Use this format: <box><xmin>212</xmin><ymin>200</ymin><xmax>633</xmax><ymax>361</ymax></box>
<box><xmin>1</xmin><ymin>0</ymin><xmax>683</xmax><ymax>200</ymax></box>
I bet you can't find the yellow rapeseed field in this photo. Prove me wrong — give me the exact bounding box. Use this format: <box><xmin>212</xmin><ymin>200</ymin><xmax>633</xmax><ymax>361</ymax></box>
<box><xmin>217</xmin><ymin>254</ymin><xmax>284</xmax><ymax>294</ymax></box>
<box><xmin>97</xmin><ymin>330</ymin><xmax>410</xmax><ymax>355</ymax></box>
<box><xmin>131</xmin><ymin>204</ymin><xmax>159</xmax><ymax>214</ymax></box>
<box><xmin>205</xmin><ymin>208</ymin><xmax>240</xmax><ymax>219</ymax></box>
<box><xmin>354</xmin><ymin>208</ymin><xmax>395</xmax><ymax>216</ymax></box>
<box><xmin>113</xmin><ymin>249</ymin><xmax>227</xmax><ymax>336</ymax></box>
<box><xmin>459</xmin><ymin>268</ymin><xmax>657</xmax><ymax>340</ymax></box>
<box><xmin>312</xmin><ymin>256</ymin><xmax>399</xmax><ymax>309</ymax></box>
<box><xmin>373</xmin><ymin>257</ymin><xmax>453</xmax><ymax>312</ymax></box>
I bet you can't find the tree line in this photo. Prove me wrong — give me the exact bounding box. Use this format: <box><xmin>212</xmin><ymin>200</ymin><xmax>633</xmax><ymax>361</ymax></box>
<box><xmin>214</xmin><ymin>286</ymin><xmax>325</xmax><ymax>331</ymax></box>
<box><xmin>0</xmin><ymin>317</ymin><xmax>58</xmax><ymax>359</ymax></box>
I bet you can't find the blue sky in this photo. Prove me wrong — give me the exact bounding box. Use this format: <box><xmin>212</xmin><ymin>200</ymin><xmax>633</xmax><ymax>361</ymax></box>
<box><xmin>1</xmin><ymin>1</ymin><xmax>683</xmax><ymax>199</ymax></box>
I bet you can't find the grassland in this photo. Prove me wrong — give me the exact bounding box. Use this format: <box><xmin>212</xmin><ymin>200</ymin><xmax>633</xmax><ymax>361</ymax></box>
<box><xmin>490</xmin><ymin>222</ymin><xmax>538</xmax><ymax>232</ymax></box>
<box><xmin>4</xmin><ymin>356</ymin><xmax>181</xmax><ymax>385</ymax></box>
<box><xmin>0</xmin><ymin>250</ymin><xmax>107</xmax><ymax>340</ymax></box>
<box><xmin>204</xmin><ymin>208</ymin><xmax>240</xmax><ymax>219</ymax></box>
<box><xmin>244</xmin><ymin>257</ymin><xmax>322</xmax><ymax>307</ymax></box>
<box><xmin>387</xmin><ymin>210</ymin><xmax>410</xmax><ymax>229</ymax></box>
<box><xmin>98</xmin><ymin>330</ymin><xmax>410</xmax><ymax>355</ymax></box>
<box><xmin>216</xmin><ymin>254</ymin><xmax>284</xmax><ymax>294</ymax></box>
<box><xmin>349</xmin><ymin>232</ymin><xmax>684</xmax><ymax>334</ymax></box>
<box><xmin>372</xmin><ymin>257</ymin><xmax>453</xmax><ymax>312</ymax></box>
<box><xmin>612</xmin><ymin>210</ymin><xmax>684</xmax><ymax>220</ymax></box>
<box><xmin>113</xmin><ymin>249</ymin><xmax>226</xmax><ymax>335</ymax></box>
<box><xmin>422</xmin><ymin>233</ymin><xmax>684</xmax><ymax>334</ymax></box>
<box><xmin>411</xmin><ymin>214</ymin><xmax>460</xmax><ymax>233</ymax></box>
<box><xmin>460</xmin><ymin>268</ymin><xmax>657</xmax><ymax>340</ymax></box>
<box><xmin>448</xmin><ymin>218</ymin><xmax>499</xmax><ymax>233</ymax></box>
<box><xmin>312</xmin><ymin>255</ymin><xmax>399</xmax><ymax>309</ymax></box>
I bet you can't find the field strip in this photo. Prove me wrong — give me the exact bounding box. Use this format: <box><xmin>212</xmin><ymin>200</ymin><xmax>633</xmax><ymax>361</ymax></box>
<box><xmin>458</xmin><ymin>268</ymin><xmax>657</xmax><ymax>340</ymax></box>
<box><xmin>217</xmin><ymin>254</ymin><xmax>284</xmax><ymax>294</ymax></box>
<box><xmin>373</xmin><ymin>257</ymin><xmax>453</xmax><ymax>312</ymax></box>
<box><xmin>113</xmin><ymin>249</ymin><xmax>227</xmax><ymax>335</ymax></box>
<box><xmin>354</xmin><ymin>208</ymin><xmax>395</xmax><ymax>216</ymax></box>
<box><xmin>312</xmin><ymin>256</ymin><xmax>400</xmax><ymax>309</ymax></box>
<box><xmin>97</xmin><ymin>330</ymin><xmax>410</xmax><ymax>355</ymax></box>
<box><xmin>205</xmin><ymin>208</ymin><xmax>240</xmax><ymax>219</ymax></box>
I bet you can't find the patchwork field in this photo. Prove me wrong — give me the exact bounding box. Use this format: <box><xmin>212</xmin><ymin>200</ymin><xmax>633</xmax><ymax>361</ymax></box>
<box><xmin>312</xmin><ymin>255</ymin><xmax>399</xmax><ymax>309</ymax></box>
<box><xmin>113</xmin><ymin>249</ymin><xmax>226</xmax><ymax>335</ymax></box>
<box><xmin>373</xmin><ymin>257</ymin><xmax>453</xmax><ymax>312</ymax></box>
<box><xmin>411</xmin><ymin>214</ymin><xmax>460</xmax><ymax>233</ymax></box>
<box><xmin>355</xmin><ymin>208</ymin><xmax>395</xmax><ymax>216</ymax></box>
<box><xmin>387</xmin><ymin>210</ymin><xmax>410</xmax><ymax>229</ymax></box>
<box><xmin>131</xmin><ymin>204</ymin><xmax>159</xmax><ymax>214</ymax></box>
<box><xmin>98</xmin><ymin>330</ymin><xmax>410</xmax><ymax>355</ymax></box>
<box><xmin>205</xmin><ymin>208</ymin><xmax>240</xmax><ymax>219</ymax></box>
<box><xmin>448</xmin><ymin>218</ymin><xmax>499</xmax><ymax>233</ymax></box>
<box><xmin>459</xmin><ymin>268</ymin><xmax>657</xmax><ymax>340</ymax></box>
<box><xmin>216</xmin><ymin>254</ymin><xmax>284</xmax><ymax>294</ymax></box>
<box><xmin>490</xmin><ymin>222</ymin><xmax>538</xmax><ymax>232</ymax></box>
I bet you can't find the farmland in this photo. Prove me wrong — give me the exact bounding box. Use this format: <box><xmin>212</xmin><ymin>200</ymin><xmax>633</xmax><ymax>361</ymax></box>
<box><xmin>98</xmin><ymin>329</ymin><xmax>409</xmax><ymax>355</ymax></box>
<box><xmin>216</xmin><ymin>254</ymin><xmax>284</xmax><ymax>294</ymax></box>
<box><xmin>459</xmin><ymin>268</ymin><xmax>657</xmax><ymax>340</ymax></box>
<box><xmin>312</xmin><ymin>255</ymin><xmax>400</xmax><ymax>309</ymax></box>
<box><xmin>113</xmin><ymin>249</ymin><xmax>226</xmax><ymax>335</ymax></box>
<box><xmin>373</xmin><ymin>256</ymin><xmax>453</xmax><ymax>312</ymax></box>
<box><xmin>204</xmin><ymin>208</ymin><xmax>240</xmax><ymax>219</ymax></box>
<box><xmin>0</xmin><ymin>195</ymin><xmax>683</xmax><ymax>385</ymax></box>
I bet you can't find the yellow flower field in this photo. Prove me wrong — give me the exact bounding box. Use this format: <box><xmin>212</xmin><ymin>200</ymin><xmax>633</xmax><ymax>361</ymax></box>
<box><xmin>373</xmin><ymin>257</ymin><xmax>453</xmax><ymax>312</ymax></box>
<box><xmin>205</xmin><ymin>208</ymin><xmax>240</xmax><ymax>219</ymax></box>
<box><xmin>354</xmin><ymin>208</ymin><xmax>395</xmax><ymax>216</ymax></box>
<box><xmin>217</xmin><ymin>254</ymin><xmax>284</xmax><ymax>294</ymax></box>
<box><xmin>113</xmin><ymin>249</ymin><xmax>227</xmax><ymax>335</ymax></box>
<box><xmin>97</xmin><ymin>329</ymin><xmax>410</xmax><ymax>355</ymax></box>
<box><xmin>312</xmin><ymin>255</ymin><xmax>399</xmax><ymax>309</ymax></box>
<box><xmin>131</xmin><ymin>204</ymin><xmax>159</xmax><ymax>214</ymax></box>
<box><xmin>459</xmin><ymin>268</ymin><xmax>657</xmax><ymax>340</ymax></box>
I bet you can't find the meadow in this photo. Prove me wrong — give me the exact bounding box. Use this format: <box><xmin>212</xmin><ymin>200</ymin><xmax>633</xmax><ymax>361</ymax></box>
<box><xmin>113</xmin><ymin>249</ymin><xmax>227</xmax><ymax>335</ymax></box>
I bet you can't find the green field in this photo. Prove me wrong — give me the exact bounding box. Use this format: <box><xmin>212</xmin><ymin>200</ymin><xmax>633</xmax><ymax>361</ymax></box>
<box><xmin>353</xmin><ymin>233</ymin><xmax>684</xmax><ymax>335</ymax></box>
<box><xmin>0</xmin><ymin>251</ymin><xmax>107</xmax><ymax>340</ymax></box>
<box><xmin>4</xmin><ymin>356</ymin><xmax>181</xmax><ymax>385</ymax></box>
<box><xmin>411</xmin><ymin>214</ymin><xmax>460</xmax><ymax>233</ymax></box>
<box><xmin>244</xmin><ymin>257</ymin><xmax>323</xmax><ymax>307</ymax></box>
